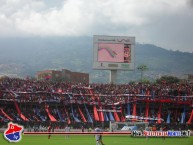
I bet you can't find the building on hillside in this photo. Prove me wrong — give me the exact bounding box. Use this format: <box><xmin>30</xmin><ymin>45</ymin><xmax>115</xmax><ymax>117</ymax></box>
<box><xmin>179</xmin><ymin>74</ymin><xmax>193</xmax><ymax>84</ymax></box>
<box><xmin>187</xmin><ymin>74</ymin><xmax>193</xmax><ymax>84</ymax></box>
<box><xmin>36</xmin><ymin>69</ymin><xmax>89</xmax><ymax>83</ymax></box>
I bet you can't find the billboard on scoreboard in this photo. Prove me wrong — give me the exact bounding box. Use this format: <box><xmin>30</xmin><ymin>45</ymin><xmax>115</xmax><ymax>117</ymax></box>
<box><xmin>93</xmin><ymin>35</ymin><xmax>135</xmax><ymax>70</ymax></box>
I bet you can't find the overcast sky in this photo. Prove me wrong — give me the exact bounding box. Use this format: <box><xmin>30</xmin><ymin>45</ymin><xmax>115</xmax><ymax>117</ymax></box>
<box><xmin>0</xmin><ymin>0</ymin><xmax>193</xmax><ymax>52</ymax></box>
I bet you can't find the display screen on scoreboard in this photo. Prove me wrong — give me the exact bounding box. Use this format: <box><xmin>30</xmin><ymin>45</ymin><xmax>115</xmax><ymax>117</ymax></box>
<box><xmin>97</xmin><ymin>43</ymin><xmax>131</xmax><ymax>63</ymax></box>
<box><xmin>93</xmin><ymin>35</ymin><xmax>135</xmax><ymax>70</ymax></box>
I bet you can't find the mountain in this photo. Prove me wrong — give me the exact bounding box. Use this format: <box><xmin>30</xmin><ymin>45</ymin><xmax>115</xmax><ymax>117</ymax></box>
<box><xmin>0</xmin><ymin>37</ymin><xmax>193</xmax><ymax>83</ymax></box>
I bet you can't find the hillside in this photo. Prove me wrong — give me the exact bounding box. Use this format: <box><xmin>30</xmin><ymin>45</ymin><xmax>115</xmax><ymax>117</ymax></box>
<box><xmin>0</xmin><ymin>37</ymin><xmax>193</xmax><ymax>83</ymax></box>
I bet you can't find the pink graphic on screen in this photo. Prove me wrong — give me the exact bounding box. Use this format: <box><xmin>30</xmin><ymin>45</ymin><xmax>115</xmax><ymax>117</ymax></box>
<box><xmin>97</xmin><ymin>43</ymin><xmax>124</xmax><ymax>62</ymax></box>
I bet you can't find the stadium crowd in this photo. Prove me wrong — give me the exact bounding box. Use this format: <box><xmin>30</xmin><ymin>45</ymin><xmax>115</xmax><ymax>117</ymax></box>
<box><xmin>0</xmin><ymin>77</ymin><xmax>192</xmax><ymax>96</ymax></box>
<box><xmin>0</xmin><ymin>77</ymin><xmax>193</xmax><ymax>131</ymax></box>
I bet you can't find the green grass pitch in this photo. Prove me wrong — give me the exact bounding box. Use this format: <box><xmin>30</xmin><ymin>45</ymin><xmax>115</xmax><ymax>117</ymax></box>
<box><xmin>1</xmin><ymin>134</ymin><xmax>193</xmax><ymax>145</ymax></box>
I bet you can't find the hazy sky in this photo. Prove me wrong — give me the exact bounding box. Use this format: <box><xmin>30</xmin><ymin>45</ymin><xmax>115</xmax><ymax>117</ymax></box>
<box><xmin>0</xmin><ymin>0</ymin><xmax>193</xmax><ymax>52</ymax></box>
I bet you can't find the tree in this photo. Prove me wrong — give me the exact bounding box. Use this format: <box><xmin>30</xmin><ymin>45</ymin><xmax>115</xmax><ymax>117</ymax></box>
<box><xmin>156</xmin><ymin>75</ymin><xmax>180</xmax><ymax>84</ymax></box>
<box><xmin>137</xmin><ymin>64</ymin><xmax>148</xmax><ymax>83</ymax></box>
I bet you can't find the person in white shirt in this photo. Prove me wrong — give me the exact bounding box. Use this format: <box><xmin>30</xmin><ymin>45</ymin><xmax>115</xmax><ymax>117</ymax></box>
<box><xmin>64</xmin><ymin>125</ymin><xmax>70</xmax><ymax>139</ymax></box>
<box><xmin>95</xmin><ymin>126</ymin><xmax>105</xmax><ymax>145</ymax></box>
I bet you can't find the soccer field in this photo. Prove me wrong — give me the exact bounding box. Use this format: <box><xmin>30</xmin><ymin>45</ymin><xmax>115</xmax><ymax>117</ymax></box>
<box><xmin>1</xmin><ymin>134</ymin><xmax>193</xmax><ymax>145</ymax></box>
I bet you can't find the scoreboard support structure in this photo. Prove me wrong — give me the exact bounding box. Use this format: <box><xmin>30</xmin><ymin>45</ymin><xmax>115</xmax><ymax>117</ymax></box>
<box><xmin>110</xmin><ymin>70</ymin><xmax>117</xmax><ymax>83</ymax></box>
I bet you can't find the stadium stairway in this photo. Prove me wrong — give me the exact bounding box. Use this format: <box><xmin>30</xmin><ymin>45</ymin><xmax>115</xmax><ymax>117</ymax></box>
<box><xmin>98</xmin><ymin>106</ymin><xmax>104</xmax><ymax>122</ymax></box>
<box><xmin>180</xmin><ymin>106</ymin><xmax>186</xmax><ymax>124</ymax></box>
<box><xmin>70</xmin><ymin>105</ymin><xmax>81</xmax><ymax>122</ymax></box>
<box><xmin>157</xmin><ymin>104</ymin><xmax>162</xmax><ymax>124</ymax></box>
<box><xmin>132</xmin><ymin>102</ymin><xmax>137</xmax><ymax>122</ymax></box>
<box><xmin>145</xmin><ymin>102</ymin><xmax>149</xmax><ymax>122</ymax></box>
<box><xmin>0</xmin><ymin>115</ymin><xmax>5</xmax><ymax>121</ymax></box>
<box><xmin>8</xmin><ymin>91</ymin><xmax>29</xmax><ymax>121</ymax></box>
<box><xmin>187</xmin><ymin>109</ymin><xmax>193</xmax><ymax>124</ymax></box>
<box><xmin>109</xmin><ymin>112</ymin><xmax>115</xmax><ymax>121</ymax></box>
<box><xmin>56</xmin><ymin>109</ymin><xmax>65</xmax><ymax>122</ymax></box>
<box><xmin>104</xmin><ymin>112</ymin><xmax>109</xmax><ymax>121</ymax></box>
<box><xmin>45</xmin><ymin>105</ymin><xmax>57</xmax><ymax>122</ymax></box>
<box><xmin>64</xmin><ymin>107</ymin><xmax>71</xmax><ymax>124</ymax></box>
<box><xmin>84</xmin><ymin>104</ymin><xmax>93</xmax><ymax>123</ymax></box>
<box><xmin>120</xmin><ymin>105</ymin><xmax>126</xmax><ymax>122</ymax></box>
<box><xmin>93</xmin><ymin>105</ymin><xmax>99</xmax><ymax>121</ymax></box>
<box><xmin>114</xmin><ymin>111</ymin><xmax>120</xmax><ymax>122</ymax></box>
<box><xmin>127</xmin><ymin>103</ymin><xmax>131</xmax><ymax>115</ymax></box>
<box><xmin>14</xmin><ymin>101</ymin><xmax>29</xmax><ymax>121</ymax></box>
<box><xmin>166</xmin><ymin>112</ymin><xmax>171</xmax><ymax>123</ymax></box>
<box><xmin>89</xmin><ymin>88</ymin><xmax>100</xmax><ymax>121</ymax></box>
<box><xmin>35</xmin><ymin>107</ymin><xmax>46</xmax><ymax>121</ymax></box>
<box><xmin>78</xmin><ymin>106</ymin><xmax>87</xmax><ymax>122</ymax></box>
<box><xmin>0</xmin><ymin>108</ymin><xmax>13</xmax><ymax>121</ymax></box>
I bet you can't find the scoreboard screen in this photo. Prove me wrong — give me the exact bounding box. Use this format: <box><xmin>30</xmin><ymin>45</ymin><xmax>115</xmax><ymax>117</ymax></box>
<box><xmin>93</xmin><ymin>35</ymin><xmax>135</xmax><ymax>70</ymax></box>
<box><xmin>97</xmin><ymin>43</ymin><xmax>131</xmax><ymax>63</ymax></box>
